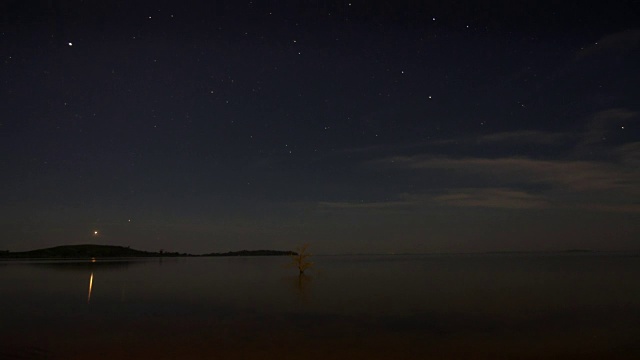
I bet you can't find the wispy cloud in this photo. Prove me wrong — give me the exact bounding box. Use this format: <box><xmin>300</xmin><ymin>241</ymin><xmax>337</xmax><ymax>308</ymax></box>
<box><xmin>433</xmin><ymin>188</ymin><xmax>549</xmax><ymax>209</ymax></box>
<box><xmin>475</xmin><ymin>130</ymin><xmax>568</xmax><ymax>144</ymax></box>
<box><xmin>317</xmin><ymin>189</ymin><xmax>549</xmax><ymax>211</ymax></box>
<box><xmin>614</xmin><ymin>142</ymin><xmax>640</xmax><ymax>166</ymax></box>
<box><xmin>335</xmin><ymin>110</ymin><xmax>639</xmax><ymax>213</ymax></box>
<box><xmin>424</xmin><ymin>109</ymin><xmax>636</xmax><ymax>151</ymax></box>
<box><xmin>317</xmin><ymin>195</ymin><xmax>415</xmax><ymax>210</ymax></box>
<box><xmin>359</xmin><ymin>132</ymin><xmax>640</xmax><ymax>212</ymax></box>
<box><xmin>426</xmin><ymin>130</ymin><xmax>568</xmax><ymax>146</ymax></box>
<box><xmin>581</xmin><ymin>108</ymin><xmax>637</xmax><ymax>146</ymax></box>
<box><xmin>373</xmin><ymin>155</ymin><xmax>638</xmax><ymax>192</ymax></box>
<box><xmin>577</xmin><ymin>29</ymin><xmax>640</xmax><ymax>59</ymax></box>
<box><xmin>578</xmin><ymin>203</ymin><xmax>640</xmax><ymax>213</ymax></box>
<box><xmin>340</xmin><ymin>130</ymin><xmax>570</xmax><ymax>158</ymax></box>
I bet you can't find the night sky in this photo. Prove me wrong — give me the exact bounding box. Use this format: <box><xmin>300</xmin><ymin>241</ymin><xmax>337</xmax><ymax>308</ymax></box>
<box><xmin>2</xmin><ymin>0</ymin><xmax>639</xmax><ymax>254</ymax></box>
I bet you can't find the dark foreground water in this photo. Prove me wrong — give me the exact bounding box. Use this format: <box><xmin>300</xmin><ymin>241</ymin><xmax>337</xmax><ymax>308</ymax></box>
<box><xmin>1</xmin><ymin>253</ymin><xmax>639</xmax><ymax>359</ymax></box>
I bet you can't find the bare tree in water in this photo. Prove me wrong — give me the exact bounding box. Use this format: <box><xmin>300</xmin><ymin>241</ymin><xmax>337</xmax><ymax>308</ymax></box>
<box><xmin>291</xmin><ymin>244</ymin><xmax>313</xmax><ymax>274</ymax></box>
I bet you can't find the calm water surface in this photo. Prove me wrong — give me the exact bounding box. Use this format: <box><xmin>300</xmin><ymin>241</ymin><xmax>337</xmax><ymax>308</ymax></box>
<box><xmin>1</xmin><ymin>253</ymin><xmax>639</xmax><ymax>359</ymax></box>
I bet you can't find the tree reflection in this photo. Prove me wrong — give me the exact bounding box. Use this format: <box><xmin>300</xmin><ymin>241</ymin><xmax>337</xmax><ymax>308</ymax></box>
<box><xmin>293</xmin><ymin>273</ymin><xmax>312</xmax><ymax>304</ymax></box>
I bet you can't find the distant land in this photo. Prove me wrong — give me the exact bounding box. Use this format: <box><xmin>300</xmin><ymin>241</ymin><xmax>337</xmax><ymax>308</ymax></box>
<box><xmin>202</xmin><ymin>249</ymin><xmax>297</xmax><ymax>257</ymax></box>
<box><xmin>483</xmin><ymin>249</ymin><xmax>595</xmax><ymax>254</ymax></box>
<box><xmin>0</xmin><ymin>244</ymin><xmax>295</xmax><ymax>259</ymax></box>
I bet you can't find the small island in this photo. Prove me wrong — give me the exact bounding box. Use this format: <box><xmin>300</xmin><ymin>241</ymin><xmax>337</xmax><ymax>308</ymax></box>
<box><xmin>0</xmin><ymin>244</ymin><xmax>295</xmax><ymax>260</ymax></box>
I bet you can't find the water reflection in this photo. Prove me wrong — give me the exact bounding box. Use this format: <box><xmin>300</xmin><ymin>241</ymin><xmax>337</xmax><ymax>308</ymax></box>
<box><xmin>23</xmin><ymin>260</ymin><xmax>145</xmax><ymax>304</ymax></box>
<box><xmin>87</xmin><ymin>272</ymin><xmax>94</xmax><ymax>303</ymax></box>
<box><xmin>292</xmin><ymin>273</ymin><xmax>312</xmax><ymax>303</ymax></box>
<box><xmin>1</xmin><ymin>255</ymin><xmax>639</xmax><ymax>359</ymax></box>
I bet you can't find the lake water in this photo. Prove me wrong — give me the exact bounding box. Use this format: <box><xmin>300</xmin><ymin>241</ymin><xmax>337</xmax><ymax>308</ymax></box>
<box><xmin>1</xmin><ymin>253</ymin><xmax>639</xmax><ymax>359</ymax></box>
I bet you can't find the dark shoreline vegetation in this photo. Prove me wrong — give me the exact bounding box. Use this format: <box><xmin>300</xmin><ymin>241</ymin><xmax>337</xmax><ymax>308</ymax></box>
<box><xmin>0</xmin><ymin>244</ymin><xmax>296</xmax><ymax>259</ymax></box>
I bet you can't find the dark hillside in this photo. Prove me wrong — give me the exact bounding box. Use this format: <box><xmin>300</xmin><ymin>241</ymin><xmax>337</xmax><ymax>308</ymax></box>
<box><xmin>0</xmin><ymin>244</ymin><xmax>157</xmax><ymax>259</ymax></box>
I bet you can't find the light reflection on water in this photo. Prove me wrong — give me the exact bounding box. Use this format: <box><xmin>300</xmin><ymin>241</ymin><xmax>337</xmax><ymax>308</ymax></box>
<box><xmin>0</xmin><ymin>254</ymin><xmax>639</xmax><ymax>359</ymax></box>
<box><xmin>87</xmin><ymin>272</ymin><xmax>93</xmax><ymax>304</ymax></box>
